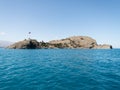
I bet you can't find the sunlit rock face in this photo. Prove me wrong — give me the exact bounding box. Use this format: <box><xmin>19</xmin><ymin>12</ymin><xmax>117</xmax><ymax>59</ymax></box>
<box><xmin>49</xmin><ymin>36</ymin><xmax>98</xmax><ymax>49</ymax></box>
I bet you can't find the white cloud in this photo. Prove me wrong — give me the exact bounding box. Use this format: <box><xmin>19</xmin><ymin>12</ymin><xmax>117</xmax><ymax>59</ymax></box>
<box><xmin>0</xmin><ymin>32</ymin><xmax>6</xmax><ymax>35</ymax></box>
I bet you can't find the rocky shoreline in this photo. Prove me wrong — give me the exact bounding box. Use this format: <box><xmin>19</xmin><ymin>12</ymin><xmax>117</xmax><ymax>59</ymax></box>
<box><xmin>7</xmin><ymin>36</ymin><xmax>112</xmax><ymax>49</ymax></box>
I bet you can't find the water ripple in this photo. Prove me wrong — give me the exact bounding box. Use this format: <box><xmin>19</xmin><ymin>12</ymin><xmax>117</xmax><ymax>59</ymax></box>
<box><xmin>0</xmin><ymin>49</ymin><xmax>120</xmax><ymax>90</ymax></box>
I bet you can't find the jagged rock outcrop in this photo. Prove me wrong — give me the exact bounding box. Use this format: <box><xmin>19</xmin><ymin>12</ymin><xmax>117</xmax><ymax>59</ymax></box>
<box><xmin>7</xmin><ymin>36</ymin><xmax>112</xmax><ymax>49</ymax></box>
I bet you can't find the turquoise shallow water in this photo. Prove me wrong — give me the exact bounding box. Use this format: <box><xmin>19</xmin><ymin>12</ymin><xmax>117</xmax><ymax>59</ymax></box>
<box><xmin>0</xmin><ymin>48</ymin><xmax>120</xmax><ymax>90</ymax></box>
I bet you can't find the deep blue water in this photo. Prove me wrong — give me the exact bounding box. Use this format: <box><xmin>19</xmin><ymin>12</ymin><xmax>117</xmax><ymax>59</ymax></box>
<box><xmin>0</xmin><ymin>48</ymin><xmax>120</xmax><ymax>90</ymax></box>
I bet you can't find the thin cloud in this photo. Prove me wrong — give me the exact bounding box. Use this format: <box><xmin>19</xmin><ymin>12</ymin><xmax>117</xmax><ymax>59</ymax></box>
<box><xmin>0</xmin><ymin>32</ymin><xmax>6</xmax><ymax>35</ymax></box>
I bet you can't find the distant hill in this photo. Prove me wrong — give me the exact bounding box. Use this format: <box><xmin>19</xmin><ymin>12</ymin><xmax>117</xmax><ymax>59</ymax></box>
<box><xmin>0</xmin><ymin>40</ymin><xmax>13</xmax><ymax>48</ymax></box>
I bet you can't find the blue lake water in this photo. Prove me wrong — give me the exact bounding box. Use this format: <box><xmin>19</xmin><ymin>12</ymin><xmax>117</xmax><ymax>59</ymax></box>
<box><xmin>0</xmin><ymin>48</ymin><xmax>120</xmax><ymax>90</ymax></box>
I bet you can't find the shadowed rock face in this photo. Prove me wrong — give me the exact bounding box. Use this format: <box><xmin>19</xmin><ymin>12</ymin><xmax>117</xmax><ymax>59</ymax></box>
<box><xmin>7</xmin><ymin>36</ymin><xmax>113</xmax><ymax>49</ymax></box>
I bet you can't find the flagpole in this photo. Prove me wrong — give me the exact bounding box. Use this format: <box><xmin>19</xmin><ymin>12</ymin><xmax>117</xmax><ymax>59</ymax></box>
<box><xmin>28</xmin><ymin>32</ymin><xmax>31</xmax><ymax>40</ymax></box>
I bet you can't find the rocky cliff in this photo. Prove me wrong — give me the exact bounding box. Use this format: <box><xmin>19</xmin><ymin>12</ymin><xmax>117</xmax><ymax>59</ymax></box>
<box><xmin>7</xmin><ymin>39</ymin><xmax>39</xmax><ymax>49</ymax></box>
<box><xmin>7</xmin><ymin>36</ymin><xmax>112</xmax><ymax>49</ymax></box>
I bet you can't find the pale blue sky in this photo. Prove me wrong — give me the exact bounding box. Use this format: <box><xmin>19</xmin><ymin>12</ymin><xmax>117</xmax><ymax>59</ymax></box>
<box><xmin>0</xmin><ymin>0</ymin><xmax>120</xmax><ymax>47</ymax></box>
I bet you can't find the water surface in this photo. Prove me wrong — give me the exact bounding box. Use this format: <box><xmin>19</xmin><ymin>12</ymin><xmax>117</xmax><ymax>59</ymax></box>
<box><xmin>0</xmin><ymin>48</ymin><xmax>120</xmax><ymax>90</ymax></box>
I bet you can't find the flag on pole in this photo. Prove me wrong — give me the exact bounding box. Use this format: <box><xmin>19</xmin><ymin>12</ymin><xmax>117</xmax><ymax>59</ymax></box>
<box><xmin>28</xmin><ymin>32</ymin><xmax>31</xmax><ymax>34</ymax></box>
<box><xmin>28</xmin><ymin>32</ymin><xmax>31</xmax><ymax>39</ymax></box>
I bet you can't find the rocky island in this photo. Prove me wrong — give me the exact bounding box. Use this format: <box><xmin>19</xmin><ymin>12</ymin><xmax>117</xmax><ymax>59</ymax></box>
<box><xmin>7</xmin><ymin>36</ymin><xmax>112</xmax><ymax>49</ymax></box>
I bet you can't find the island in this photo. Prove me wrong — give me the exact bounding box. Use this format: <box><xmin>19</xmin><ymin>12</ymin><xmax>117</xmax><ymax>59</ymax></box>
<box><xmin>7</xmin><ymin>36</ymin><xmax>112</xmax><ymax>49</ymax></box>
